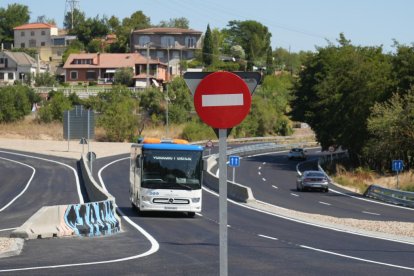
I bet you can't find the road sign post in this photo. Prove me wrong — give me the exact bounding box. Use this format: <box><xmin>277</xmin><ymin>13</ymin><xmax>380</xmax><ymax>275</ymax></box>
<box><xmin>392</xmin><ymin>160</ymin><xmax>404</xmax><ymax>189</ymax></box>
<box><xmin>229</xmin><ymin>155</ymin><xmax>240</xmax><ymax>182</ymax></box>
<box><xmin>185</xmin><ymin>71</ymin><xmax>260</xmax><ymax>276</ymax></box>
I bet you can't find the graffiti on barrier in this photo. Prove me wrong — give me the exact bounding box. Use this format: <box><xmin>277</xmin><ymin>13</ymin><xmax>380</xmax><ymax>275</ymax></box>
<box><xmin>64</xmin><ymin>200</ymin><xmax>120</xmax><ymax>237</ymax></box>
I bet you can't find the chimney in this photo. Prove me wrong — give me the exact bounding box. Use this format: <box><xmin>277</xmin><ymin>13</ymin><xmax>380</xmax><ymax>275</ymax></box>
<box><xmin>97</xmin><ymin>52</ymin><xmax>100</xmax><ymax>65</ymax></box>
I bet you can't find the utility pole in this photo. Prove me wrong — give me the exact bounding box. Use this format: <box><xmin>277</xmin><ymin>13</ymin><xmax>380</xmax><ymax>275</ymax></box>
<box><xmin>165</xmin><ymin>45</ymin><xmax>170</xmax><ymax>137</ymax></box>
<box><xmin>146</xmin><ymin>42</ymin><xmax>150</xmax><ymax>87</ymax></box>
<box><xmin>65</xmin><ymin>0</ymin><xmax>80</xmax><ymax>30</ymax></box>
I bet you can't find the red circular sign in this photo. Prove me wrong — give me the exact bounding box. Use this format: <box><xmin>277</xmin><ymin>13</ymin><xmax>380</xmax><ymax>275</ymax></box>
<box><xmin>194</xmin><ymin>71</ymin><xmax>251</xmax><ymax>129</ymax></box>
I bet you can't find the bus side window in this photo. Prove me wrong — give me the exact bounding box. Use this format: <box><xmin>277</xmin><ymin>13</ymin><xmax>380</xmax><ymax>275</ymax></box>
<box><xmin>135</xmin><ymin>155</ymin><xmax>141</xmax><ymax>169</ymax></box>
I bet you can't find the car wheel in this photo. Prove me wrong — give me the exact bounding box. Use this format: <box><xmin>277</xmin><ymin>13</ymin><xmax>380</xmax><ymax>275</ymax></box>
<box><xmin>187</xmin><ymin>212</ymin><xmax>196</xmax><ymax>218</ymax></box>
<box><xmin>324</xmin><ymin>188</ymin><xmax>329</xmax><ymax>193</ymax></box>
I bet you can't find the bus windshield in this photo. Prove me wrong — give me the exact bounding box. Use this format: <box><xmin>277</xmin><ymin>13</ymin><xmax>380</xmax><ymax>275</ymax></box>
<box><xmin>141</xmin><ymin>149</ymin><xmax>202</xmax><ymax>190</ymax></box>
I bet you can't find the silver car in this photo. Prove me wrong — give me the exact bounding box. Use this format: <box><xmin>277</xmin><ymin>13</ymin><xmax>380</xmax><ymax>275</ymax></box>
<box><xmin>288</xmin><ymin>148</ymin><xmax>307</xmax><ymax>160</ymax></box>
<box><xmin>296</xmin><ymin>170</ymin><xmax>329</xmax><ymax>192</ymax></box>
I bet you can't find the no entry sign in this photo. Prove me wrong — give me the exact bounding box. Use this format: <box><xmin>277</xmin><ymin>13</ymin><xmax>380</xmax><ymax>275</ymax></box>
<box><xmin>193</xmin><ymin>71</ymin><xmax>251</xmax><ymax>129</ymax></box>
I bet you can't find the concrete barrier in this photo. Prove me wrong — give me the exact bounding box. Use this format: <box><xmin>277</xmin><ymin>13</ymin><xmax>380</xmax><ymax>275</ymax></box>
<box><xmin>11</xmin><ymin>156</ymin><xmax>121</xmax><ymax>239</ymax></box>
<box><xmin>204</xmin><ymin>156</ymin><xmax>255</xmax><ymax>203</ymax></box>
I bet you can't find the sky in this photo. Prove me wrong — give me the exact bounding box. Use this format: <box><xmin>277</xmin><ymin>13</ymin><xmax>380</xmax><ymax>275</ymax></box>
<box><xmin>1</xmin><ymin>0</ymin><xmax>413</xmax><ymax>53</ymax></box>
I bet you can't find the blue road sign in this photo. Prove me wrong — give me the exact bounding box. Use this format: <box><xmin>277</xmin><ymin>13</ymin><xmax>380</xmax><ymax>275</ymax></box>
<box><xmin>392</xmin><ymin>160</ymin><xmax>404</xmax><ymax>172</ymax></box>
<box><xmin>229</xmin><ymin>156</ymin><xmax>240</xmax><ymax>167</ymax></box>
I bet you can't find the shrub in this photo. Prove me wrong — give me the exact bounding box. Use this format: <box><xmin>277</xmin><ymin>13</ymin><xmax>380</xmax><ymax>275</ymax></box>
<box><xmin>0</xmin><ymin>85</ymin><xmax>32</xmax><ymax>122</ymax></box>
<box><xmin>181</xmin><ymin>120</ymin><xmax>215</xmax><ymax>141</ymax></box>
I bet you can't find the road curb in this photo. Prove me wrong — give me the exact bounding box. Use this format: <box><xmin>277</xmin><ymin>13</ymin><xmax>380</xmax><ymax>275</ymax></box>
<box><xmin>0</xmin><ymin>238</ymin><xmax>24</xmax><ymax>259</ymax></box>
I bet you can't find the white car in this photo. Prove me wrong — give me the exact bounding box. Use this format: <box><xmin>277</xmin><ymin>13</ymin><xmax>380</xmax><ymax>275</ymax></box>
<box><xmin>288</xmin><ymin>148</ymin><xmax>307</xmax><ymax>160</ymax></box>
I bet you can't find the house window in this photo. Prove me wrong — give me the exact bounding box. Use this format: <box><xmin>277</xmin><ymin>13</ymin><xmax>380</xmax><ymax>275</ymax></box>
<box><xmin>20</xmin><ymin>43</ymin><xmax>25</xmax><ymax>48</ymax></box>
<box><xmin>0</xmin><ymin>58</ymin><xmax>4</xmax><ymax>64</ymax></box>
<box><xmin>70</xmin><ymin>71</ymin><xmax>78</xmax><ymax>80</ymax></box>
<box><xmin>41</xmin><ymin>42</ymin><xmax>46</xmax><ymax>46</ymax></box>
<box><xmin>41</xmin><ymin>30</ymin><xmax>46</xmax><ymax>36</ymax></box>
<box><xmin>29</xmin><ymin>39</ymin><xmax>36</xmax><ymax>48</ymax></box>
<box><xmin>156</xmin><ymin>51</ymin><xmax>164</xmax><ymax>58</ymax></box>
<box><xmin>0</xmin><ymin>73</ymin><xmax>4</xmax><ymax>80</ymax></box>
<box><xmin>138</xmin><ymin>36</ymin><xmax>150</xmax><ymax>46</ymax></box>
<box><xmin>86</xmin><ymin>71</ymin><xmax>96</xmax><ymax>80</ymax></box>
<box><xmin>21</xmin><ymin>31</ymin><xmax>25</xmax><ymax>37</ymax></box>
<box><xmin>185</xmin><ymin>37</ymin><xmax>196</xmax><ymax>48</ymax></box>
<box><xmin>8</xmin><ymin>73</ymin><xmax>14</xmax><ymax>80</ymax></box>
<box><xmin>161</xmin><ymin>36</ymin><xmax>175</xmax><ymax>47</ymax></box>
<box><xmin>31</xmin><ymin>31</ymin><xmax>35</xmax><ymax>36</ymax></box>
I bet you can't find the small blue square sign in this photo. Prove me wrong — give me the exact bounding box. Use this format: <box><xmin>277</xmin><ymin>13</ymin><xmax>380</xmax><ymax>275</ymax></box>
<box><xmin>229</xmin><ymin>156</ymin><xmax>240</xmax><ymax>167</ymax></box>
<box><xmin>392</xmin><ymin>160</ymin><xmax>403</xmax><ymax>172</ymax></box>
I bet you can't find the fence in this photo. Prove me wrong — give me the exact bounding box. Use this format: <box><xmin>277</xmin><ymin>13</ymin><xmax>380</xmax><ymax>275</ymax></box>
<box><xmin>33</xmin><ymin>86</ymin><xmax>145</xmax><ymax>98</ymax></box>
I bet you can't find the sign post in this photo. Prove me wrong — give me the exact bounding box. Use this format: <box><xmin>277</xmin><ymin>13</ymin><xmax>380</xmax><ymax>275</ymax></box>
<box><xmin>392</xmin><ymin>160</ymin><xmax>404</xmax><ymax>189</ymax></box>
<box><xmin>185</xmin><ymin>71</ymin><xmax>260</xmax><ymax>276</ymax></box>
<box><xmin>229</xmin><ymin>155</ymin><xmax>240</xmax><ymax>182</ymax></box>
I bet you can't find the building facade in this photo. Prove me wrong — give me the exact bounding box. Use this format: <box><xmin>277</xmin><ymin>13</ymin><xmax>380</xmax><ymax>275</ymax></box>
<box><xmin>13</xmin><ymin>23</ymin><xmax>76</xmax><ymax>63</ymax></box>
<box><xmin>0</xmin><ymin>51</ymin><xmax>47</xmax><ymax>85</ymax></box>
<box><xmin>63</xmin><ymin>53</ymin><xmax>167</xmax><ymax>87</ymax></box>
<box><xmin>130</xmin><ymin>28</ymin><xmax>202</xmax><ymax>77</ymax></box>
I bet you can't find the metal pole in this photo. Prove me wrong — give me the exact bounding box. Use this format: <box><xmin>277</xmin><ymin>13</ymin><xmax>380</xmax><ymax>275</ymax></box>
<box><xmin>67</xmin><ymin>111</ymin><xmax>70</xmax><ymax>151</ymax></box>
<box><xmin>232</xmin><ymin>167</ymin><xmax>235</xmax><ymax>183</ymax></box>
<box><xmin>146</xmin><ymin>43</ymin><xmax>150</xmax><ymax>87</ymax></box>
<box><xmin>166</xmin><ymin>46</ymin><xmax>170</xmax><ymax>137</ymax></box>
<box><xmin>218</xmin><ymin>128</ymin><xmax>228</xmax><ymax>276</ymax></box>
<box><xmin>88</xmin><ymin>109</ymin><xmax>92</xmax><ymax>172</ymax></box>
<box><xmin>397</xmin><ymin>171</ymin><xmax>399</xmax><ymax>190</ymax></box>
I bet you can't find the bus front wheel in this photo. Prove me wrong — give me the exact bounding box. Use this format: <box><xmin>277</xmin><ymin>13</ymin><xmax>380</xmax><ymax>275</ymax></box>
<box><xmin>187</xmin><ymin>212</ymin><xmax>196</xmax><ymax>218</ymax></box>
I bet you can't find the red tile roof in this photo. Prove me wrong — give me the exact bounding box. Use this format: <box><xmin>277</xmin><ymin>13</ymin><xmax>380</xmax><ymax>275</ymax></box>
<box><xmin>63</xmin><ymin>53</ymin><xmax>165</xmax><ymax>69</ymax></box>
<box><xmin>14</xmin><ymin>23</ymin><xmax>57</xmax><ymax>30</ymax></box>
<box><xmin>133</xmin><ymin>27</ymin><xmax>202</xmax><ymax>34</ymax></box>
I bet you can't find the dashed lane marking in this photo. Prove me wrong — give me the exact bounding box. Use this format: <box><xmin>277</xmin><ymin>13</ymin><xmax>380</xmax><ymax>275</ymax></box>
<box><xmin>272</xmin><ymin>185</ymin><xmax>278</xmax><ymax>189</ymax></box>
<box><xmin>258</xmin><ymin>234</ymin><xmax>278</xmax><ymax>241</ymax></box>
<box><xmin>362</xmin><ymin>211</ymin><xmax>381</xmax><ymax>216</ymax></box>
<box><xmin>319</xmin><ymin>201</ymin><xmax>331</xmax><ymax>206</ymax></box>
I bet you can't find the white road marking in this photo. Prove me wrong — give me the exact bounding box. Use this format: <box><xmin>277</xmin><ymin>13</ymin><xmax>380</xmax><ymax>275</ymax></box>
<box><xmin>329</xmin><ymin>188</ymin><xmax>414</xmax><ymax>211</ymax></box>
<box><xmin>258</xmin><ymin>166</ymin><xmax>262</xmax><ymax>170</ymax></box>
<box><xmin>0</xmin><ymin>228</ymin><xmax>17</xmax><ymax>232</ymax></box>
<box><xmin>258</xmin><ymin>234</ymin><xmax>278</xmax><ymax>241</ymax></box>
<box><xmin>196</xmin><ymin>213</ymin><xmax>203</xmax><ymax>217</ymax></box>
<box><xmin>262</xmin><ymin>178</ymin><xmax>266</xmax><ymax>182</ymax></box>
<box><xmin>0</xmin><ymin>157</ymin><xmax>35</xmax><ymax>212</ymax></box>
<box><xmin>272</xmin><ymin>185</ymin><xmax>279</xmax><ymax>189</ymax></box>
<box><xmin>300</xmin><ymin>245</ymin><xmax>414</xmax><ymax>271</ymax></box>
<box><xmin>262</xmin><ymin>162</ymin><xmax>266</xmax><ymax>165</ymax></box>
<box><xmin>258</xmin><ymin>171</ymin><xmax>261</xmax><ymax>175</ymax></box>
<box><xmin>362</xmin><ymin>211</ymin><xmax>381</xmax><ymax>216</ymax></box>
<box><xmin>319</xmin><ymin>201</ymin><xmax>331</xmax><ymax>206</ymax></box>
<box><xmin>0</xmin><ymin>150</ymin><xmax>83</xmax><ymax>204</ymax></box>
<box><xmin>290</xmin><ymin>193</ymin><xmax>299</xmax><ymax>197</ymax></box>
<box><xmin>202</xmin><ymin>93</ymin><xmax>243</xmax><ymax>107</ymax></box>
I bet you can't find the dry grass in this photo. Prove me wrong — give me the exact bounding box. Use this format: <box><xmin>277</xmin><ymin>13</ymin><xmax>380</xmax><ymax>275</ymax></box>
<box><xmin>0</xmin><ymin>116</ymin><xmax>186</xmax><ymax>142</ymax></box>
<box><xmin>333</xmin><ymin>164</ymin><xmax>414</xmax><ymax>193</ymax></box>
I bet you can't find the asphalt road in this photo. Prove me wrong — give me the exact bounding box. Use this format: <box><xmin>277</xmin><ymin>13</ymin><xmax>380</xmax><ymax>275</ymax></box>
<box><xmin>0</xmin><ymin>149</ymin><xmax>413</xmax><ymax>275</ymax></box>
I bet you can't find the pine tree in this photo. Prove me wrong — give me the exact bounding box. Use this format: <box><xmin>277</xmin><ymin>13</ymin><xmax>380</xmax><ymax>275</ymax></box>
<box><xmin>202</xmin><ymin>24</ymin><xmax>213</xmax><ymax>66</ymax></box>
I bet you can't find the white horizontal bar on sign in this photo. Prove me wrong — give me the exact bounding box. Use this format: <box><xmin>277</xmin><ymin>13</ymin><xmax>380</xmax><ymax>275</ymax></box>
<box><xmin>202</xmin><ymin>93</ymin><xmax>243</xmax><ymax>107</ymax></box>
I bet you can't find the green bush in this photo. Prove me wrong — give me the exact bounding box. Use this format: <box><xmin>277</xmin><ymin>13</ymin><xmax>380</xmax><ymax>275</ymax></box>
<box><xmin>181</xmin><ymin>120</ymin><xmax>215</xmax><ymax>141</ymax></box>
<box><xmin>0</xmin><ymin>85</ymin><xmax>32</xmax><ymax>122</ymax></box>
<box><xmin>38</xmin><ymin>92</ymin><xmax>72</xmax><ymax>123</ymax></box>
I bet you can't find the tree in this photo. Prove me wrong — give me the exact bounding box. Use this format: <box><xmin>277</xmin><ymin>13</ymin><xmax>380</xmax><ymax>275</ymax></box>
<box><xmin>0</xmin><ymin>85</ymin><xmax>32</xmax><ymax>123</ymax></box>
<box><xmin>34</xmin><ymin>72</ymin><xmax>57</xmax><ymax>87</ymax></box>
<box><xmin>64</xmin><ymin>8</ymin><xmax>86</xmax><ymax>31</ymax></box>
<box><xmin>202</xmin><ymin>24</ymin><xmax>213</xmax><ymax>66</ymax></box>
<box><xmin>224</xmin><ymin>20</ymin><xmax>271</xmax><ymax>70</ymax></box>
<box><xmin>158</xmin><ymin>17</ymin><xmax>189</xmax><ymax>29</ymax></box>
<box><xmin>291</xmin><ymin>34</ymin><xmax>395</xmax><ymax>162</ymax></box>
<box><xmin>113</xmin><ymin>67</ymin><xmax>134</xmax><ymax>87</ymax></box>
<box><xmin>167</xmin><ymin>77</ymin><xmax>193</xmax><ymax>124</ymax></box>
<box><xmin>392</xmin><ymin>43</ymin><xmax>414</xmax><ymax>95</ymax></box>
<box><xmin>364</xmin><ymin>90</ymin><xmax>414</xmax><ymax>171</ymax></box>
<box><xmin>0</xmin><ymin>4</ymin><xmax>30</xmax><ymax>44</ymax></box>
<box><xmin>97</xmin><ymin>86</ymin><xmax>138</xmax><ymax>142</ymax></box>
<box><xmin>62</xmin><ymin>40</ymin><xmax>84</xmax><ymax>64</ymax></box>
<box><xmin>36</xmin><ymin>15</ymin><xmax>56</xmax><ymax>25</ymax></box>
<box><xmin>38</xmin><ymin>92</ymin><xmax>72</xmax><ymax>123</ymax></box>
<box><xmin>72</xmin><ymin>15</ymin><xmax>110</xmax><ymax>46</ymax></box>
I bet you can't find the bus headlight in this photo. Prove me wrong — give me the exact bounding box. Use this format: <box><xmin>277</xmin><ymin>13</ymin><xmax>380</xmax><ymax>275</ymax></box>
<box><xmin>142</xmin><ymin>196</ymin><xmax>151</xmax><ymax>202</ymax></box>
<box><xmin>191</xmin><ymin>197</ymin><xmax>201</xmax><ymax>203</ymax></box>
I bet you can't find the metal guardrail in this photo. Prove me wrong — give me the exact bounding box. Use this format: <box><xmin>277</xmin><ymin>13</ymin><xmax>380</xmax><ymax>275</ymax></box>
<box><xmin>318</xmin><ymin>151</ymin><xmax>414</xmax><ymax>208</ymax></box>
<box><xmin>364</xmin><ymin>185</ymin><xmax>414</xmax><ymax>208</ymax></box>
